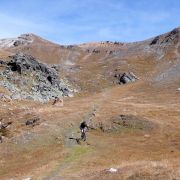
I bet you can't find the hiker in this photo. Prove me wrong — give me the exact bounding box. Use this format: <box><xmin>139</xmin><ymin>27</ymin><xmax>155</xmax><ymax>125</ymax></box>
<box><xmin>52</xmin><ymin>97</ymin><xmax>59</xmax><ymax>105</ymax></box>
<box><xmin>52</xmin><ymin>97</ymin><xmax>63</xmax><ymax>106</ymax></box>
<box><xmin>80</xmin><ymin>121</ymin><xmax>89</xmax><ymax>141</ymax></box>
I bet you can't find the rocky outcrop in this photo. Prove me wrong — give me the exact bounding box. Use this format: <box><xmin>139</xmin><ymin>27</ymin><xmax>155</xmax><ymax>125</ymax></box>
<box><xmin>0</xmin><ymin>34</ymin><xmax>33</xmax><ymax>48</ymax></box>
<box><xmin>114</xmin><ymin>71</ymin><xmax>139</xmax><ymax>84</ymax></box>
<box><xmin>7</xmin><ymin>53</ymin><xmax>59</xmax><ymax>84</ymax></box>
<box><xmin>25</xmin><ymin>117</ymin><xmax>40</xmax><ymax>127</ymax></box>
<box><xmin>150</xmin><ymin>28</ymin><xmax>180</xmax><ymax>46</ymax></box>
<box><xmin>0</xmin><ymin>53</ymin><xmax>74</xmax><ymax>102</ymax></box>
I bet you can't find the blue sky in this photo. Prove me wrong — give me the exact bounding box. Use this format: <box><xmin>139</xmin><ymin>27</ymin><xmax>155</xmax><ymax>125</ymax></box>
<box><xmin>0</xmin><ymin>0</ymin><xmax>179</xmax><ymax>44</ymax></box>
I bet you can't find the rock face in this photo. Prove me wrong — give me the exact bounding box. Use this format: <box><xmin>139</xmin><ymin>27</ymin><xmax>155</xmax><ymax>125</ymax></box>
<box><xmin>7</xmin><ymin>53</ymin><xmax>59</xmax><ymax>85</ymax></box>
<box><xmin>150</xmin><ymin>28</ymin><xmax>180</xmax><ymax>46</ymax></box>
<box><xmin>0</xmin><ymin>53</ymin><xmax>73</xmax><ymax>102</ymax></box>
<box><xmin>114</xmin><ymin>71</ymin><xmax>139</xmax><ymax>84</ymax></box>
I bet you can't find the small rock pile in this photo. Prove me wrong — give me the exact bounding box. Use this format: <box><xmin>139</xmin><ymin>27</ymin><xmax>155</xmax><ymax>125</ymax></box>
<box><xmin>0</xmin><ymin>121</ymin><xmax>12</xmax><ymax>143</ymax></box>
<box><xmin>0</xmin><ymin>93</ymin><xmax>11</xmax><ymax>102</ymax></box>
<box><xmin>25</xmin><ymin>117</ymin><xmax>40</xmax><ymax>127</ymax></box>
<box><xmin>114</xmin><ymin>71</ymin><xmax>139</xmax><ymax>84</ymax></box>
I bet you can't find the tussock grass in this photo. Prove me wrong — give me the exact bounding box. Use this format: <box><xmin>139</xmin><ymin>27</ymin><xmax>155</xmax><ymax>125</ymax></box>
<box><xmin>64</xmin><ymin>145</ymin><xmax>91</xmax><ymax>163</ymax></box>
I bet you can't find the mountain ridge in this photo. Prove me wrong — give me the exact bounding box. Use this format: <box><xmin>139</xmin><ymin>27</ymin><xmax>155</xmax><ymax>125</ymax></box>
<box><xmin>0</xmin><ymin>27</ymin><xmax>179</xmax><ymax>93</ymax></box>
<box><xmin>0</xmin><ymin>27</ymin><xmax>179</xmax><ymax>48</ymax></box>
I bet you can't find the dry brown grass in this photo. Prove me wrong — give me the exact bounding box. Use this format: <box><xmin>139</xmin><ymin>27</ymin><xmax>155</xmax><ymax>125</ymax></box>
<box><xmin>0</xmin><ymin>30</ymin><xmax>180</xmax><ymax>179</ymax></box>
<box><xmin>0</xmin><ymin>82</ymin><xmax>179</xmax><ymax>179</ymax></box>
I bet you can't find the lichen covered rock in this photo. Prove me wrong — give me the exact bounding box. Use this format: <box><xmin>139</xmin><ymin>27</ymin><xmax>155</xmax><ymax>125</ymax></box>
<box><xmin>0</xmin><ymin>53</ymin><xmax>74</xmax><ymax>102</ymax></box>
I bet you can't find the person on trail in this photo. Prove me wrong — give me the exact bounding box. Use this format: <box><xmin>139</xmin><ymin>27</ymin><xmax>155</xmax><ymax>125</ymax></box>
<box><xmin>80</xmin><ymin>121</ymin><xmax>89</xmax><ymax>141</ymax></box>
<box><xmin>52</xmin><ymin>97</ymin><xmax>63</xmax><ymax>106</ymax></box>
<box><xmin>52</xmin><ymin>97</ymin><xmax>59</xmax><ymax>105</ymax></box>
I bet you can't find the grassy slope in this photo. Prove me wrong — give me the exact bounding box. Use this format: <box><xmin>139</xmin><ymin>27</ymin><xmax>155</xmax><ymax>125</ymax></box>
<box><xmin>0</xmin><ymin>82</ymin><xmax>179</xmax><ymax>179</ymax></box>
<box><xmin>0</xmin><ymin>29</ymin><xmax>180</xmax><ymax>179</ymax></box>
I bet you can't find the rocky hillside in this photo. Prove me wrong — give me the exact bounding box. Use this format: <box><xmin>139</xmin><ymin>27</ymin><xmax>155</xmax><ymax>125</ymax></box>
<box><xmin>0</xmin><ymin>28</ymin><xmax>179</xmax><ymax>90</ymax></box>
<box><xmin>0</xmin><ymin>34</ymin><xmax>34</xmax><ymax>48</ymax></box>
<box><xmin>0</xmin><ymin>53</ymin><xmax>73</xmax><ymax>102</ymax></box>
<box><xmin>0</xmin><ymin>27</ymin><xmax>180</xmax><ymax>100</ymax></box>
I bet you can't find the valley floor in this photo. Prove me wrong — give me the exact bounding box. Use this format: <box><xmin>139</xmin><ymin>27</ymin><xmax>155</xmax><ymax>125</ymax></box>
<box><xmin>0</xmin><ymin>82</ymin><xmax>180</xmax><ymax>179</ymax></box>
